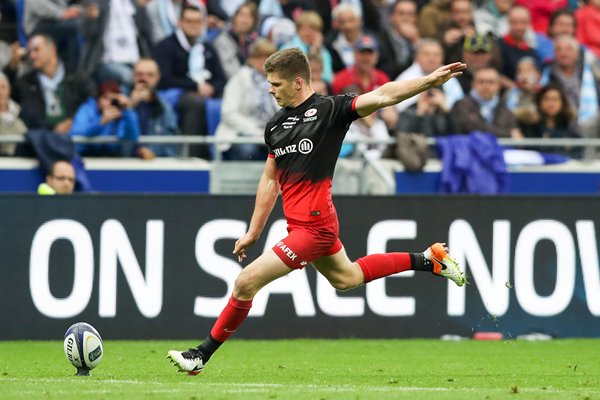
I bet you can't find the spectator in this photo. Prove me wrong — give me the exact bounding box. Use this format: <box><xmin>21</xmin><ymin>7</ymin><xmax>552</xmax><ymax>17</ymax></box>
<box><xmin>146</xmin><ymin>0</ymin><xmax>185</xmax><ymax>45</ymax></box>
<box><xmin>0</xmin><ymin>71</ymin><xmax>27</xmax><ymax>156</ymax></box>
<box><xmin>79</xmin><ymin>0</ymin><xmax>154</xmax><ymax>88</ymax></box>
<box><xmin>496</xmin><ymin>5</ymin><xmax>537</xmax><ymax>84</ymax></box>
<box><xmin>325</xmin><ymin>3</ymin><xmax>364</xmax><ymax>73</ymax></box>
<box><xmin>214</xmin><ymin>39</ymin><xmax>279</xmax><ymax>161</ymax></box>
<box><xmin>397</xmin><ymin>87</ymin><xmax>455</xmax><ymax>137</ymax></box>
<box><xmin>473</xmin><ymin>0</ymin><xmax>513</xmax><ymax>38</ymax></box>
<box><xmin>395</xmin><ymin>39</ymin><xmax>464</xmax><ymax>114</ymax></box>
<box><xmin>332</xmin><ymin>34</ymin><xmax>397</xmax><ymax>130</ymax></box>
<box><xmin>23</xmin><ymin>0</ymin><xmax>83</xmax><ymax>72</ymax></box>
<box><xmin>514</xmin><ymin>0</ymin><xmax>567</xmax><ymax>35</ymax></box>
<box><xmin>417</xmin><ymin>0</ymin><xmax>451</xmax><ymax>39</ymax></box>
<box><xmin>505</xmin><ymin>56</ymin><xmax>541</xmax><ymax>127</ymax></box>
<box><xmin>213</xmin><ymin>1</ymin><xmax>258</xmax><ymax>80</ymax></box>
<box><xmin>438</xmin><ymin>0</ymin><xmax>476</xmax><ymax>63</ymax></box>
<box><xmin>260</xmin><ymin>16</ymin><xmax>296</xmax><ymax>48</ymax></box>
<box><xmin>70</xmin><ymin>80</ymin><xmax>141</xmax><ymax>157</ymax></box>
<box><xmin>280</xmin><ymin>11</ymin><xmax>334</xmax><ymax>83</ymax></box>
<box><xmin>540</xmin><ymin>35</ymin><xmax>600</xmax><ymax>127</ymax></box>
<box><xmin>0</xmin><ymin>39</ymin><xmax>12</xmax><ymax>73</ymax></box>
<box><xmin>520</xmin><ymin>83</ymin><xmax>578</xmax><ymax>138</ymax></box>
<box><xmin>206</xmin><ymin>0</ymin><xmax>246</xmax><ymax>22</ymax></box>
<box><xmin>129</xmin><ymin>58</ymin><xmax>178</xmax><ymax>158</ymax></box>
<box><xmin>344</xmin><ymin>111</ymin><xmax>392</xmax><ymax>160</ymax></box>
<box><xmin>332</xmin><ymin>35</ymin><xmax>389</xmax><ymax>95</ymax></box>
<box><xmin>452</xmin><ymin>67</ymin><xmax>522</xmax><ymax>138</ymax></box>
<box><xmin>12</xmin><ymin>34</ymin><xmax>93</xmax><ymax>134</ymax></box>
<box><xmin>153</xmin><ymin>4</ymin><xmax>226</xmax><ymax>159</ymax></box>
<box><xmin>257</xmin><ymin>0</ymin><xmax>318</xmax><ymax>21</ymax></box>
<box><xmin>576</xmin><ymin>0</ymin><xmax>600</xmax><ymax>61</ymax></box>
<box><xmin>308</xmin><ymin>53</ymin><xmax>330</xmax><ymax>95</ymax></box>
<box><xmin>457</xmin><ymin>34</ymin><xmax>500</xmax><ymax>93</ymax></box>
<box><xmin>2</xmin><ymin>40</ymin><xmax>27</xmax><ymax>84</ymax></box>
<box><xmin>535</xmin><ymin>8</ymin><xmax>577</xmax><ymax>64</ymax></box>
<box><xmin>37</xmin><ymin>159</ymin><xmax>75</xmax><ymax>195</ymax></box>
<box><xmin>377</xmin><ymin>0</ymin><xmax>420</xmax><ymax>79</ymax></box>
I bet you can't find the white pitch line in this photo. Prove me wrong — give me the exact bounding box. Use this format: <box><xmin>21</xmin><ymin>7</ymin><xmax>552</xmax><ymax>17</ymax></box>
<box><xmin>1</xmin><ymin>377</ymin><xmax>598</xmax><ymax>395</ymax></box>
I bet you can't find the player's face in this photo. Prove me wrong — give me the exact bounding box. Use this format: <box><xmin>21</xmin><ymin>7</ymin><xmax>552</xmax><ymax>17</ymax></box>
<box><xmin>267</xmin><ymin>73</ymin><xmax>296</xmax><ymax>107</ymax></box>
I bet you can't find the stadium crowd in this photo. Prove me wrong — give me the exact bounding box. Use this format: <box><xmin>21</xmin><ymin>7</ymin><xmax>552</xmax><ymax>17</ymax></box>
<box><xmin>0</xmin><ymin>0</ymin><xmax>599</xmax><ymax>171</ymax></box>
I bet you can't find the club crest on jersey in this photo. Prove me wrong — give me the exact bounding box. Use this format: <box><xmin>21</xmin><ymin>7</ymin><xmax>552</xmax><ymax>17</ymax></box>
<box><xmin>303</xmin><ymin>108</ymin><xmax>318</xmax><ymax>122</ymax></box>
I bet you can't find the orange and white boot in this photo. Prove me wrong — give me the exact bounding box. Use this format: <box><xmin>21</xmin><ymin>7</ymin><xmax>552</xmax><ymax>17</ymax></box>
<box><xmin>425</xmin><ymin>243</ymin><xmax>466</xmax><ymax>287</ymax></box>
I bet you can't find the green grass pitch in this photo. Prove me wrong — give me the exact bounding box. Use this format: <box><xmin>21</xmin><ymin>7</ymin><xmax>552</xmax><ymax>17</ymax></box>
<box><xmin>0</xmin><ymin>339</ymin><xmax>598</xmax><ymax>399</ymax></box>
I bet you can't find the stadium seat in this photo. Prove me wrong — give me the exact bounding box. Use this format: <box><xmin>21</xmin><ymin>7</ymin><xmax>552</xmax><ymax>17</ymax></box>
<box><xmin>157</xmin><ymin>88</ymin><xmax>184</xmax><ymax>110</ymax></box>
<box><xmin>205</xmin><ymin>97</ymin><xmax>222</xmax><ymax>136</ymax></box>
<box><xmin>204</xmin><ymin>97</ymin><xmax>222</xmax><ymax>159</ymax></box>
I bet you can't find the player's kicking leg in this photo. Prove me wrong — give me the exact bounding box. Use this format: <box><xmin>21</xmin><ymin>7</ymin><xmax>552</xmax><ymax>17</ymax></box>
<box><xmin>167</xmin><ymin>250</ymin><xmax>291</xmax><ymax>375</ymax></box>
<box><xmin>313</xmin><ymin>242</ymin><xmax>465</xmax><ymax>290</ymax></box>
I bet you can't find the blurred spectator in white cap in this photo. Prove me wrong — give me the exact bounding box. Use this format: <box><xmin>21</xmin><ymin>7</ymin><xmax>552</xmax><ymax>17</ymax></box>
<box><xmin>260</xmin><ymin>16</ymin><xmax>296</xmax><ymax>48</ymax></box>
<box><xmin>325</xmin><ymin>3</ymin><xmax>364</xmax><ymax>73</ymax></box>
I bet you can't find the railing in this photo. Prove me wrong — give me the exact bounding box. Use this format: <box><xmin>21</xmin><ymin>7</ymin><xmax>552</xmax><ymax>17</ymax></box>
<box><xmin>2</xmin><ymin>135</ymin><xmax>599</xmax><ymax>194</ymax></box>
<box><xmin>3</xmin><ymin>134</ymin><xmax>600</xmax><ymax>155</ymax></box>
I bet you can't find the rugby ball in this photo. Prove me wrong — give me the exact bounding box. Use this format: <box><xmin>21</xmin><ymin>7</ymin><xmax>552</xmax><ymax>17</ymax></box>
<box><xmin>64</xmin><ymin>322</ymin><xmax>104</xmax><ymax>375</ymax></box>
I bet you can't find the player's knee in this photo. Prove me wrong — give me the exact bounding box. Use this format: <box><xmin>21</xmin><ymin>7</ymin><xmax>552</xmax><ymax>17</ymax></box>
<box><xmin>331</xmin><ymin>280</ymin><xmax>356</xmax><ymax>291</ymax></box>
<box><xmin>330</xmin><ymin>276</ymin><xmax>361</xmax><ymax>291</ymax></box>
<box><xmin>233</xmin><ymin>270</ymin><xmax>258</xmax><ymax>298</ymax></box>
<box><xmin>329</xmin><ymin>265</ymin><xmax>363</xmax><ymax>291</ymax></box>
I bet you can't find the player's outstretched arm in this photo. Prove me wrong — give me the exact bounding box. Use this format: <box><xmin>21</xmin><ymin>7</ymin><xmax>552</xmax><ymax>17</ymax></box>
<box><xmin>233</xmin><ymin>157</ymin><xmax>280</xmax><ymax>262</ymax></box>
<box><xmin>354</xmin><ymin>62</ymin><xmax>467</xmax><ymax>117</ymax></box>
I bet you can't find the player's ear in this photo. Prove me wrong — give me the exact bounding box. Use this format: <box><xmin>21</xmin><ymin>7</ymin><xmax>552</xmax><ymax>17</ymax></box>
<box><xmin>294</xmin><ymin>77</ymin><xmax>302</xmax><ymax>90</ymax></box>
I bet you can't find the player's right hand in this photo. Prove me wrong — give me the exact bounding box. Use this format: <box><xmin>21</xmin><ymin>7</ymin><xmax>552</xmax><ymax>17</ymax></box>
<box><xmin>233</xmin><ymin>234</ymin><xmax>257</xmax><ymax>263</ymax></box>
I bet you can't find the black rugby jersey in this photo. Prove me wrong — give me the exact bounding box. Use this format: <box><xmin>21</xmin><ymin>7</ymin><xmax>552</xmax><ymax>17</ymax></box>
<box><xmin>265</xmin><ymin>93</ymin><xmax>359</xmax><ymax>222</ymax></box>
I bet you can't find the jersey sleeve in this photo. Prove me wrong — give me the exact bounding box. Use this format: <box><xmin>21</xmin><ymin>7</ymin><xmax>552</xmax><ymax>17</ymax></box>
<box><xmin>264</xmin><ymin>122</ymin><xmax>275</xmax><ymax>157</ymax></box>
<box><xmin>333</xmin><ymin>93</ymin><xmax>360</xmax><ymax>123</ymax></box>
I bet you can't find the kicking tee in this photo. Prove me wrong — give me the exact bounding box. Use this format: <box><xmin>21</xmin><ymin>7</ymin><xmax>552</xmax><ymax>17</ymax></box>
<box><xmin>265</xmin><ymin>93</ymin><xmax>360</xmax><ymax>222</ymax></box>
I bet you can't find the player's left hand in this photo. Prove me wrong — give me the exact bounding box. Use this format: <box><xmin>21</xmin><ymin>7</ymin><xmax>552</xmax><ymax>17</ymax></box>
<box><xmin>427</xmin><ymin>62</ymin><xmax>467</xmax><ymax>88</ymax></box>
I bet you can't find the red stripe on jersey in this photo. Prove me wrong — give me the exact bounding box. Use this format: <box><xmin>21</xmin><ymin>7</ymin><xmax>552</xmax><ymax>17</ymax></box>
<box><xmin>351</xmin><ymin>95</ymin><xmax>359</xmax><ymax>111</ymax></box>
<box><xmin>268</xmin><ymin>153</ymin><xmax>275</xmax><ymax>158</ymax></box>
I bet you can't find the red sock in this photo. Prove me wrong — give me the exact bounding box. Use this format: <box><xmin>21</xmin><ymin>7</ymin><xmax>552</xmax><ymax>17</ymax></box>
<box><xmin>356</xmin><ymin>253</ymin><xmax>413</xmax><ymax>283</ymax></box>
<box><xmin>210</xmin><ymin>296</ymin><xmax>253</xmax><ymax>343</ymax></box>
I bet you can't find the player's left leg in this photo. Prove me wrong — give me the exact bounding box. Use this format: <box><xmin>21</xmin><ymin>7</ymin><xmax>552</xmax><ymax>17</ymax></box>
<box><xmin>313</xmin><ymin>243</ymin><xmax>465</xmax><ymax>290</ymax></box>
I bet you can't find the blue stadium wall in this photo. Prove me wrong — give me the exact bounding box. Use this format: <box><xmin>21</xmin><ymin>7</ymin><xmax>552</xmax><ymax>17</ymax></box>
<box><xmin>2</xmin><ymin>165</ymin><xmax>600</xmax><ymax>194</ymax></box>
<box><xmin>1</xmin><ymin>195</ymin><xmax>599</xmax><ymax>340</ymax></box>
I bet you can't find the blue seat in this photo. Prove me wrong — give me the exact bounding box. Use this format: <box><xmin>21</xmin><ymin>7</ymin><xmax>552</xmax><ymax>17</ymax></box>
<box><xmin>204</xmin><ymin>97</ymin><xmax>222</xmax><ymax>159</ymax></box>
<box><xmin>205</xmin><ymin>97</ymin><xmax>222</xmax><ymax>136</ymax></box>
<box><xmin>157</xmin><ymin>88</ymin><xmax>184</xmax><ymax>110</ymax></box>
